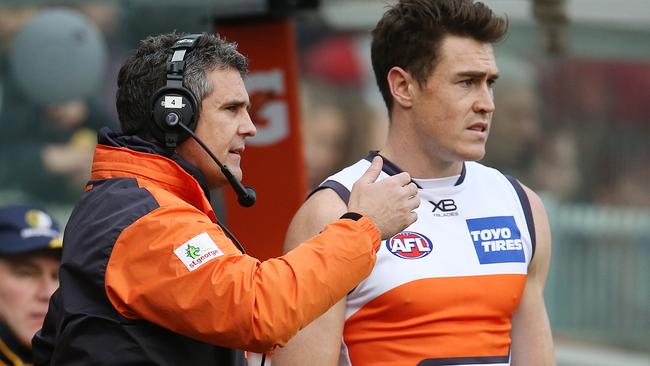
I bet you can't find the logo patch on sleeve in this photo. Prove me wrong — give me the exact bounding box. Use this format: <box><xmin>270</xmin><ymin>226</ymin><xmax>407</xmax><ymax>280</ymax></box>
<box><xmin>174</xmin><ymin>232</ymin><xmax>223</xmax><ymax>271</ymax></box>
<box><xmin>466</xmin><ymin>216</ymin><xmax>525</xmax><ymax>264</ymax></box>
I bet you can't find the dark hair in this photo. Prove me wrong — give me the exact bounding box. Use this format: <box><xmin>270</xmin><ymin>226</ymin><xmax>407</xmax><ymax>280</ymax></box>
<box><xmin>116</xmin><ymin>32</ymin><xmax>248</xmax><ymax>139</ymax></box>
<box><xmin>371</xmin><ymin>0</ymin><xmax>508</xmax><ymax>112</ymax></box>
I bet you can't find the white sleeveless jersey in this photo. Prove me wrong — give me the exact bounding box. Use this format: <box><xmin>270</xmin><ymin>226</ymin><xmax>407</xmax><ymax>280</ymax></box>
<box><xmin>319</xmin><ymin>156</ymin><xmax>535</xmax><ymax>366</ymax></box>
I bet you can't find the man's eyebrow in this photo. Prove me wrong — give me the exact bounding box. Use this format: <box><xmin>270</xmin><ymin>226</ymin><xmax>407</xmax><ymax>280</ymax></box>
<box><xmin>222</xmin><ymin>99</ymin><xmax>250</xmax><ymax>109</ymax></box>
<box><xmin>9</xmin><ymin>260</ymin><xmax>40</xmax><ymax>270</ymax></box>
<box><xmin>456</xmin><ymin>71</ymin><xmax>500</xmax><ymax>79</ymax></box>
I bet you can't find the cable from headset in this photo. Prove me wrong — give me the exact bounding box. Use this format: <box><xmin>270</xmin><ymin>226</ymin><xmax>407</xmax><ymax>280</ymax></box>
<box><xmin>176</xmin><ymin>121</ymin><xmax>256</xmax><ymax>207</ymax></box>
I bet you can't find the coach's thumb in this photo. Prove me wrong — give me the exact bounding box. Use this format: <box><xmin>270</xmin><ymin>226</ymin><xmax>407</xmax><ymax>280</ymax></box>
<box><xmin>358</xmin><ymin>156</ymin><xmax>383</xmax><ymax>184</ymax></box>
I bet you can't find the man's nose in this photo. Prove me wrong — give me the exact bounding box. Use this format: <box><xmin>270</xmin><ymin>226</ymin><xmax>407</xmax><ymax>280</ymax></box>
<box><xmin>473</xmin><ymin>85</ymin><xmax>495</xmax><ymax>114</ymax></box>
<box><xmin>241</xmin><ymin>111</ymin><xmax>257</xmax><ymax>137</ymax></box>
<box><xmin>37</xmin><ymin>275</ymin><xmax>59</xmax><ymax>301</ymax></box>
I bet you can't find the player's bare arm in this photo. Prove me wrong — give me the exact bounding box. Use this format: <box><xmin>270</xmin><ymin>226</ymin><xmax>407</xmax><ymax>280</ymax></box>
<box><xmin>272</xmin><ymin>188</ymin><xmax>349</xmax><ymax>366</ymax></box>
<box><xmin>510</xmin><ymin>183</ymin><xmax>556</xmax><ymax>365</ymax></box>
<box><xmin>274</xmin><ymin>157</ymin><xmax>419</xmax><ymax>365</ymax></box>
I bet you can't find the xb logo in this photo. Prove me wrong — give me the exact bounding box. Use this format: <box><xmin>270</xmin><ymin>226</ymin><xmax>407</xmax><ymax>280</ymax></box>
<box><xmin>430</xmin><ymin>199</ymin><xmax>457</xmax><ymax>212</ymax></box>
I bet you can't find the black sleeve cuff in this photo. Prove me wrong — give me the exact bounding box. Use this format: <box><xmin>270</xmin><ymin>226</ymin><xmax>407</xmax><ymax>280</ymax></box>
<box><xmin>340</xmin><ymin>212</ymin><xmax>363</xmax><ymax>221</ymax></box>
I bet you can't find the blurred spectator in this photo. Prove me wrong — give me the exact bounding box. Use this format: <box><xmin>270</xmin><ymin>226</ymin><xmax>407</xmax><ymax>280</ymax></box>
<box><xmin>0</xmin><ymin>204</ymin><xmax>61</xmax><ymax>365</ymax></box>
<box><xmin>0</xmin><ymin>7</ymin><xmax>116</xmax><ymax>204</ymax></box>
<box><xmin>484</xmin><ymin>55</ymin><xmax>542</xmax><ymax>182</ymax></box>
<box><xmin>302</xmin><ymin>35</ymin><xmax>366</xmax><ymax>87</ymax></box>
<box><xmin>0</xmin><ymin>5</ymin><xmax>40</xmax><ymax>53</ymax></box>
<box><xmin>529</xmin><ymin>128</ymin><xmax>581</xmax><ymax>202</ymax></box>
<box><xmin>74</xmin><ymin>2</ymin><xmax>124</xmax><ymax>123</ymax></box>
<box><xmin>300</xmin><ymin>78</ymin><xmax>385</xmax><ymax>188</ymax></box>
<box><xmin>484</xmin><ymin>56</ymin><xmax>584</xmax><ymax>202</ymax></box>
<box><xmin>74</xmin><ymin>3</ymin><xmax>119</xmax><ymax>38</ymax></box>
<box><xmin>300</xmin><ymin>81</ymin><xmax>348</xmax><ymax>188</ymax></box>
<box><xmin>9</xmin><ymin>9</ymin><xmax>107</xmax><ymax>106</ymax></box>
<box><xmin>299</xmin><ymin>34</ymin><xmax>388</xmax><ymax>188</ymax></box>
<box><xmin>540</xmin><ymin>59</ymin><xmax>650</xmax><ymax>205</ymax></box>
<box><xmin>592</xmin><ymin>136</ymin><xmax>650</xmax><ymax>208</ymax></box>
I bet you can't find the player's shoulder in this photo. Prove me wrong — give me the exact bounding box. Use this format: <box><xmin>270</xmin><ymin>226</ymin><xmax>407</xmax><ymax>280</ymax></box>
<box><xmin>471</xmin><ymin>161</ymin><xmax>541</xmax><ymax>201</ymax></box>
<box><xmin>284</xmin><ymin>188</ymin><xmax>348</xmax><ymax>251</ymax></box>
<box><xmin>498</xmin><ymin>172</ymin><xmax>549</xmax><ymax>236</ymax></box>
<box><xmin>466</xmin><ymin>160</ymin><xmax>504</xmax><ymax>177</ymax></box>
<box><xmin>518</xmin><ymin>181</ymin><xmax>547</xmax><ymax>218</ymax></box>
<box><xmin>321</xmin><ymin>159</ymin><xmax>372</xmax><ymax>187</ymax></box>
<box><xmin>309</xmin><ymin>158</ymin><xmax>372</xmax><ymax>202</ymax></box>
<box><xmin>299</xmin><ymin>188</ymin><xmax>348</xmax><ymax>224</ymax></box>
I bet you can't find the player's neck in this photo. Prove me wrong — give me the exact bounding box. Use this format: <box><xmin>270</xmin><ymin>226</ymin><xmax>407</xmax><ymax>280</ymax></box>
<box><xmin>381</xmin><ymin>132</ymin><xmax>464</xmax><ymax>180</ymax></box>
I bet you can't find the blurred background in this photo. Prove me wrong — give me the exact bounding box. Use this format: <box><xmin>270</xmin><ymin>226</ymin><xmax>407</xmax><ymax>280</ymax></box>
<box><xmin>0</xmin><ymin>1</ymin><xmax>647</xmax><ymax>364</ymax></box>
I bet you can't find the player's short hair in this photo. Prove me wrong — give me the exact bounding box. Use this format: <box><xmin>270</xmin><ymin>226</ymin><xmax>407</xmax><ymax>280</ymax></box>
<box><xmin>371</xmin><ymin>0</ymin><xmax>508</xmax><ymax>112</ymax></box>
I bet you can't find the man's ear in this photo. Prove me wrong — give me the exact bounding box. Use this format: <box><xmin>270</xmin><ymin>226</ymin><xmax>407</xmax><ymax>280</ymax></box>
<box><xmin>387</xmin><ymin>66</ymin><xmax>415</xmax><ymax>109</ymax></box>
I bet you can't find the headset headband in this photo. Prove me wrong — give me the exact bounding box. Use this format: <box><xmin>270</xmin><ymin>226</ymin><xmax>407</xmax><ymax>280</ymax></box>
<box><xmin>166</xmin><ymin>35</ymin><xmax>201</xmax><ymax>88</ymax></box>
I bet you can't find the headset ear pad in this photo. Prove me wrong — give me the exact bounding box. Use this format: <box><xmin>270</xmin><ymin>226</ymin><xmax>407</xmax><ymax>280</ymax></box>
<box><xmin>150</xmin><ymin>85</ymin><xmax>198</xmax><ymax>146</ymax></box>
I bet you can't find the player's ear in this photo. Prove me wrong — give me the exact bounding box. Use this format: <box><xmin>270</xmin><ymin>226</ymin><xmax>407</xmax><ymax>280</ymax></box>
<box><xmin>387</xmin><ymin>66</ymin><xmax>414</xmax><ymax>109</ymax></box>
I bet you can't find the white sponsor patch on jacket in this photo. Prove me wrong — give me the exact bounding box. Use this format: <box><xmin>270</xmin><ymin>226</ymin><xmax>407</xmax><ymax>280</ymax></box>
<box><xmin>174</xmin><ymin>232</ymin><xmax>223</xmax><ymax>271</ymax></box>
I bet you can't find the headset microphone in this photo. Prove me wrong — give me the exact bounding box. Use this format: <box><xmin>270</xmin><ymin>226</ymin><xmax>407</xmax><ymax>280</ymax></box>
<box><xmin>177</xmin><ymin>122</ymin><xmax>256</xmax><ymax>207</ymax></box>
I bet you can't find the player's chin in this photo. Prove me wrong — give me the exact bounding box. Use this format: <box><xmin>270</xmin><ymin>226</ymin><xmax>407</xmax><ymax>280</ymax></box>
<box><xmin>459</xmin><ymin>146</ymin><xmax>486</xmax><ymax>162</ymax></box>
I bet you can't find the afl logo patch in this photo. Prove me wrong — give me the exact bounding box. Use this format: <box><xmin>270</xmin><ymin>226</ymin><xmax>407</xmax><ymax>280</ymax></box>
<box><xmin>386</xmin><ymin>231</ymin><xmax>433</xmax><ymax>259</ymax></box>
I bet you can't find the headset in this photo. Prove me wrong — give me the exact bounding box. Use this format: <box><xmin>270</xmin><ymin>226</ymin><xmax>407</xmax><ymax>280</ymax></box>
<box><xmin>149</xmin><ymin>34</ymin><xmax>256</xmax><ymax>208</ymax></box>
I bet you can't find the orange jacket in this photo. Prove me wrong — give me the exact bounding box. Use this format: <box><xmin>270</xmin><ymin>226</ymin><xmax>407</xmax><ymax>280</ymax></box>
<box><xmin>91</xmin><ymin>144</ymin><xmax>380</xmax><ymax>352</ymax></box>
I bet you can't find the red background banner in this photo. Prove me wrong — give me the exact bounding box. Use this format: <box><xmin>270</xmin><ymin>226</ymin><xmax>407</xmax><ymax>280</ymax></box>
<box><xmin>216</xmin><ymin>19</ymin><xmax>307</xmax><ymax>260</ymax></box>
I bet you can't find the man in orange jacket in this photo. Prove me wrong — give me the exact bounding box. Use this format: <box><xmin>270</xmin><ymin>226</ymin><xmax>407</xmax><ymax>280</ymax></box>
<box><xmin>32</xmin><ymin>32</ymin><xmax>419</xmax><ymax>365</ymax></box>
